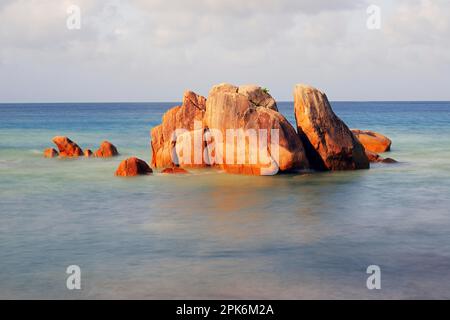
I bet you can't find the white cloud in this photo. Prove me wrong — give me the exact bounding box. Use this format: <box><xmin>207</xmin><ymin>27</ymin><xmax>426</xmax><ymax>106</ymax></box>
<box><xmin>0</xmin><ymin>0</ymin><xmax>449</xmax><ymax>102</ymax></box>
<box><xmin>383</xmin><ymin>0</ymin><xmax>450</xmax><ymax>53</ymax></box>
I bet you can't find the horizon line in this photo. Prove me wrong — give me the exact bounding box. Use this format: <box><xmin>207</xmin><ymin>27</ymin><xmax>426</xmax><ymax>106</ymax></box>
<box><xmin>1</xmin><ymin>100</ymin><xmax>450</xmax><ymax>105</ymax></box>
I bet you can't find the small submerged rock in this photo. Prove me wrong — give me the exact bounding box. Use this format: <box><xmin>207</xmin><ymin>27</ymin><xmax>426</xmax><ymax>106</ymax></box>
<box><xmin>381</xmin><ymin>157</ymin><xmax>397</xmax><ymax>164</ymax></box>
<box><xmin>43</xmin><ymin>148</ymin><xmax>58</xmax><ymax>158</ymax></box>
<box><xmin>84</xmin><ymin>149</ymin><xmax>93</xmax><ymax>158</ymax></box>
<box><xmin>115</xmin><ymin>157</ymin><xmax>152</xmax><ymax>177</ymax></box>
<box><xmin>161</xmin><ymin>167</ymin><xmax>189</xmax><ymax>174</ymax></box>
<box><xmin>366</xmin><ymin>150</ymin><xmax>397</xmax><ymax>164</ymax></box>
<box><xmin>95</xmin><ymin>141</ymin><xmax>119</xmax><ymax>158</ymax></box>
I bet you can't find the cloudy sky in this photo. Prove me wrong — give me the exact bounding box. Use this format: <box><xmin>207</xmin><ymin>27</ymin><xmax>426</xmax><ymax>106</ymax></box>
<box><xmin>0</xmin><ymin>0</ymin><xmax>449</xmax><ymax>102</ymax></box>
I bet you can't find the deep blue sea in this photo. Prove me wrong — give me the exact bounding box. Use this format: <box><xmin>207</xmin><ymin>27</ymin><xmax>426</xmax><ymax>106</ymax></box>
<box><xmin>1</xmin><ymin>101</ymin><xmax>450</xmax><ymax>299</ymax></box>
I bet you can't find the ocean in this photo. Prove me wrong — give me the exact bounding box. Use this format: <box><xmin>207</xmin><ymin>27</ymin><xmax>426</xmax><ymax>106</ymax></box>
<box><xmin>0</xmin><ymin>101</ymin><xmax>449</xmax><ymax>299</ymax></box>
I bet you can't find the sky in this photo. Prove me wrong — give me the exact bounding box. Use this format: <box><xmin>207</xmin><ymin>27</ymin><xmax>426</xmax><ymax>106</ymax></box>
<box><xmin>0</xmin><ymin>0</ymin><xmax>449</xmax><ymax>102</ymax></box>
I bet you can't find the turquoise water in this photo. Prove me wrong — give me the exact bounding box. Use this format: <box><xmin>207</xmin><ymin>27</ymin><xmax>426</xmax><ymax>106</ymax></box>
<box><xmin>1</xmin><ymin>102</ymin><xmax>450</xmax><ymax>299</ymax></box>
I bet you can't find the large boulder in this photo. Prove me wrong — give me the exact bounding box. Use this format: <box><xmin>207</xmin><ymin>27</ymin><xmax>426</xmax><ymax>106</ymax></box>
<box><xmin>52</xmin><ymin>136</ymin><xmax>83</xmax><ymax>157</ymax></box>
<box><xmin>293</xmin><ymin>84</ymin><xmax>369</xmax><ymax>171</ymax></box>
<box><xmin>203</xmin><ymin>83</ymin><xmax>309</xmax><ymax>175</ymax></box>
<box><xmin>95</xmin><ymin>141</ymin><xmax>119</xmax><ymax>157</ymax></box>
<box><xmin>203</xmin><ymin>84</ymin><xmax>309</xmax><ymax>175</ymax></box>
<box><xmin>150</xmin><ymin>84</ymin><xmax>309</xmax><ymax>175</ymax></box>
<box><xmin>115</xmin><ymin>157</ymin><xmax>153</xmax><ymax>176</ymax></box>
<box><xmin>43</xmin><ymin>148</ymin><xmax>58</xmax><ymax>158</ymax></box>
<box><xmin>351</xmin><ymin>129</ymin><xmax>392</xmax><ymax>153</ymax></box>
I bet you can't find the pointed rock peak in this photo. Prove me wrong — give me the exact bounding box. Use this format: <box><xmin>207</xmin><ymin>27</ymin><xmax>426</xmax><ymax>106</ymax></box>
<box><xmin>182</xmin><ymin>90</ymin><xmax>207</xmax><ymax>111</ymax></box>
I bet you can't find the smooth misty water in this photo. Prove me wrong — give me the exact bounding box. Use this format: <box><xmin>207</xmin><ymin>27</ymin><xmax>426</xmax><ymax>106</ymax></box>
<box><xmin>0</xmin><ymin>101</ymin><xmax>450</xmax><ymax>299</ymax></box>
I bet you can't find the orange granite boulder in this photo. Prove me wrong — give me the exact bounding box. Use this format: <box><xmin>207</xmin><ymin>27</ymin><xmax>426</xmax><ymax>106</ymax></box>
<box><xmin>351</xmin><ymin>129</ymin><xmax>392</xmax><ymax>153</ymax></box>
<box><xmin>202</xmin><ymin>83</ymin><xmax>310</xmax><ymax>175</ymax></box>
<box><xmin>52</xmin><ymin>136</ymin><xmax>83</xmax><ymax>157</ymax></box>
<box><xmin>115</xmin><ymin>157</ymin><xmax>152</xmax><ymax>177</ymax></box>
<box><xmin>94</xmin><ymin>141</ymin><xmax>119</xmax><ymax>158</ymax></box>
<box><xmin>293</xmin><ymin>84</ymin><xmax>369</xmax><ymax>171</ymax></box>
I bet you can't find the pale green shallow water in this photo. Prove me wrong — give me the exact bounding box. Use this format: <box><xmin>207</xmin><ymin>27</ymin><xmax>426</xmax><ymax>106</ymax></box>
<box><xmin>0</xmin><ymin>102</ymin><xmax>450</xmax><ymax>299</ymax></box>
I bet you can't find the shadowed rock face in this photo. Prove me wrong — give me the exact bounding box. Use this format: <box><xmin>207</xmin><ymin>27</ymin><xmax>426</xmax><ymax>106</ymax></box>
<box><xmin>115</xmin><ymin>157</ymin><xmax>152</xmax><ymax>176</ymax></box>
<box><xmin>52</xmin><ymin>136</ymin><xmax>83</xmax><ymax>157</ymax></box>
<box><xmin>352</xmin><ymin>129</ymin><xmax>392</xmax><ymax>153</ymax></box>
<box><xmin>293</xmin><ymin>84</ymin><xmax>369</xmax><ymax>171</ymax></box>
<box><xmin>43</xmin><ymin>148</ymin><xmax>58</xmax><ymax>158</ymax></box>
<box><xmin>94</xmin><ymin>141</ymin><xmax>119</xmax><ymax>157</ymax></box>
